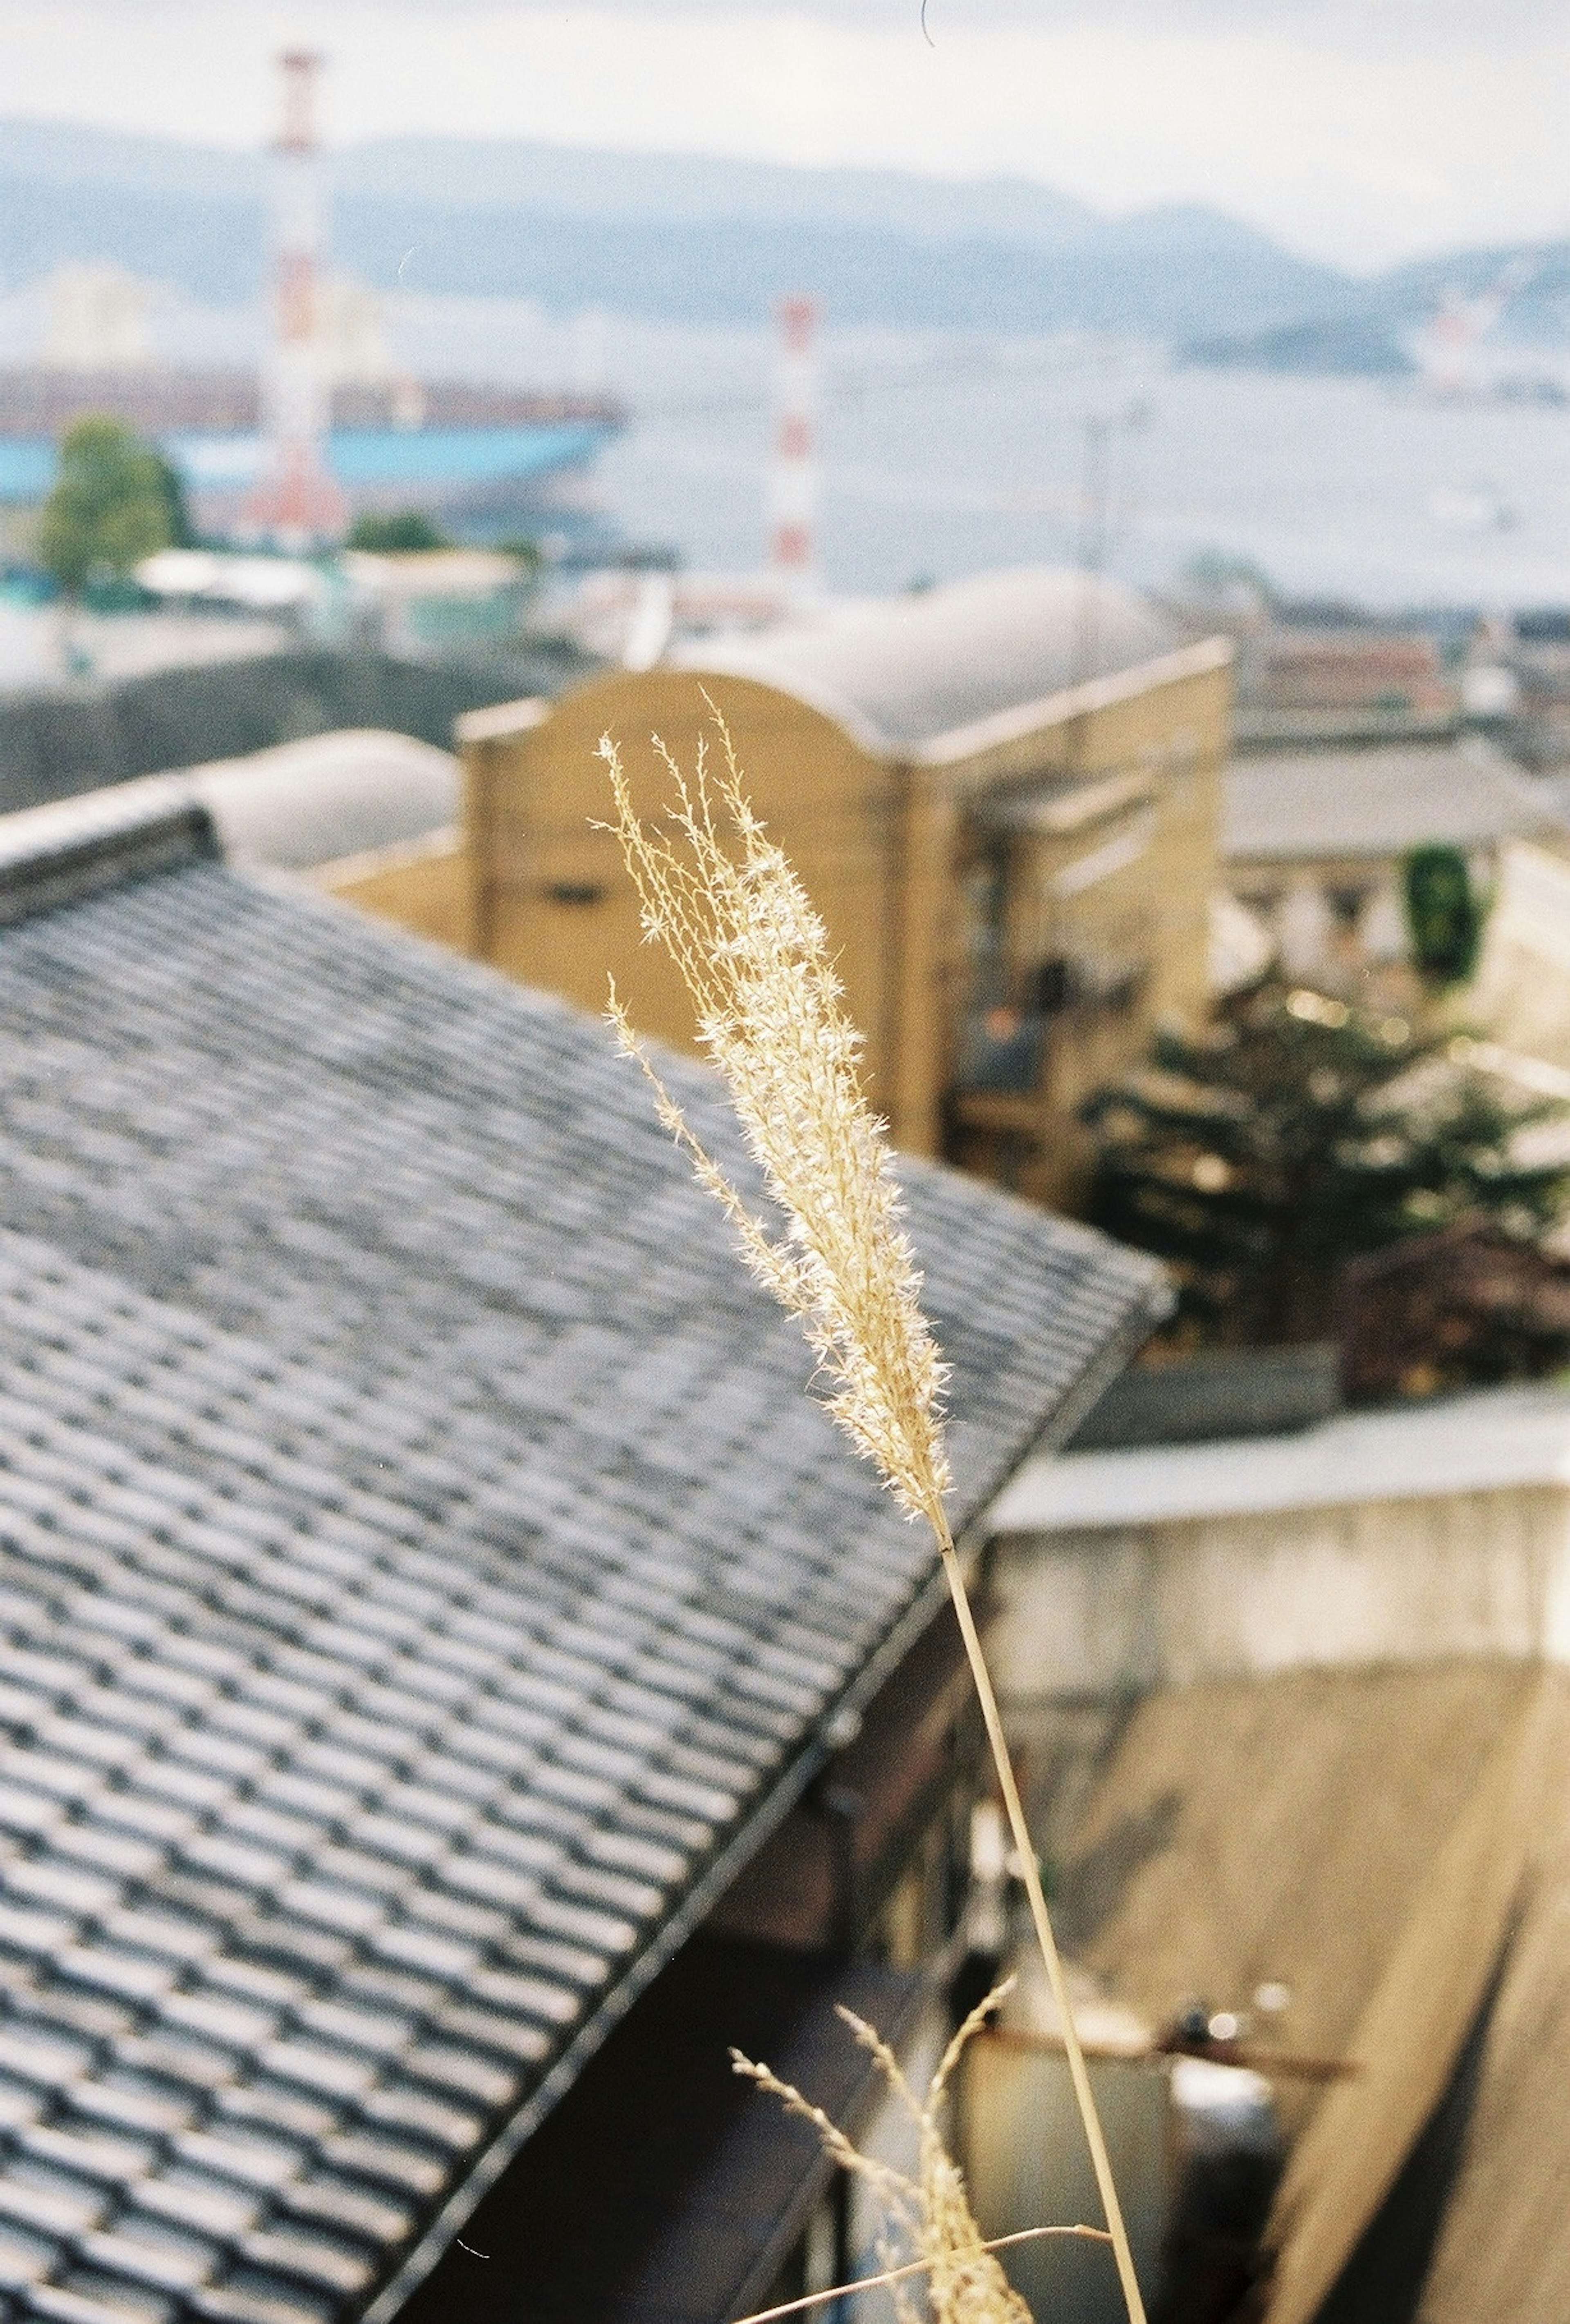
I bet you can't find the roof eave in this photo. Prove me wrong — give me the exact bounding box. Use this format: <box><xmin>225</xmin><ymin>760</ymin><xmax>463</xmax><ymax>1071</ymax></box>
<box><xmin>912</xmin><ymin>635</ymin><xmax>1235</xmax><ymax>773</ymax></box>
<box><xmin>673</xmin><ymin>634</ymin><xmax>1234</xmax><ymax>771</ymax></box>
<box><xmin>364</xmin><ymin>1248</ymin><xmax>1170</xmax><ymax>2324</ymax></box>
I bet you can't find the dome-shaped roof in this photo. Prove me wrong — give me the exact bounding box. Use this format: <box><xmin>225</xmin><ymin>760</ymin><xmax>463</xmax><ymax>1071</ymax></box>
<box><xmin>185</xmin><ymin>728</ymin><xmax>459</xmax><ymax>870</ymax></box>
<box><xmin>671</xmin><ymin>565</ymin><xmax>1178</xmax><ymax>753</ymax></box>
<box><xmin>0</xmin><ymin>731</ymin><xmax>460</xmax><ymax>892</ymax></box>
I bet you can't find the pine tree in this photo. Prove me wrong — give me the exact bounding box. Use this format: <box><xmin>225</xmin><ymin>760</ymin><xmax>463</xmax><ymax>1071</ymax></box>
<box><xmin>1082</xmin><ymin>979</ymin><xmax>1570</xmax><ymax>1346</ymax></box>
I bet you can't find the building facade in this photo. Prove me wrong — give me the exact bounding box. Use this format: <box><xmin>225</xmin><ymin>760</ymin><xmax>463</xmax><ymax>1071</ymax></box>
<box><xmin>1222</xmin><ymin>736</ymin><xmax>1559</xmax><ymax>990</ymax></box>
<box><xmin>984</xmin><ymin>1376</ymin><xmax>1570</xmax><ymax>2324</ymax></box>
<box><xmin>456</xmin><ymin>568</ymin><xmax>1233</xmax><ymax>1210</ymax></box>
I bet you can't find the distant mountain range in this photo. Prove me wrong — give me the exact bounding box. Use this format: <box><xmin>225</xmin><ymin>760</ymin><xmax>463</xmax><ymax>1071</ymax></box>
<box><xmin>0</xmin><ymin>117</ymin><xmax>1559</xmax><ymax>361</ymax></box>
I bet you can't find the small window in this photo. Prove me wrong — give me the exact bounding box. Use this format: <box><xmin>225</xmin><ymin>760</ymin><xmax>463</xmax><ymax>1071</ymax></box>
<box><xmin>543</xmin><ymin>881</ymin><xmax>606</xmax><ymax>908</ymax></box>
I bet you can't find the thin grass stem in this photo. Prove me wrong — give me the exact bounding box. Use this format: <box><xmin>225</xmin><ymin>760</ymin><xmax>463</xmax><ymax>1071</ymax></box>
<box><xmin>730</xmin><ymin>2222</ymin><xmax>1114</xmax><ymax>2324</ymax></box>
<box><xmin>933</xmin><ymin>1521</ymin><xmax>1147</xmax><ymax>2324</ymax></box>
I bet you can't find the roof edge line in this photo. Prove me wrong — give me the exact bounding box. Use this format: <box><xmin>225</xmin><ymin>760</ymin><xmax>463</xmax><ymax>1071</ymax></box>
<box><xmin>360</xmin><ymin>1262</ymin><xmax>1166</xmax><ymax>2324</ymax></box>
<box><xmin>0</xmin><ymin>792</ymin><xmax>220</xmax><ymax>927</ymax></box>
<box><xmin>912</xmin><ymin>635</ymin><xmax>1235</xmax><ymax>768</ymax></box>
<box><xmin>359</xmin><ymin>1552</ymin><xmax>957</xmax><ymax>2324</ymax></box>
<box><xmin>667</xmin><ymin>657</ymin><xmax>893</xmax><ymax>757</ymax></box>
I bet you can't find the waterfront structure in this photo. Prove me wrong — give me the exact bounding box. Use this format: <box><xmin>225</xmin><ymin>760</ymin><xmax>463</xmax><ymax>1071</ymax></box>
<box><xmin>0</xmin><ymin>368</ymin><xmax>623</xmax><ymax>548</ymax></box>
<box><xmin>0</xmin><ymin>50</ymin><xmax>621</xmax><ymax>548</ymax></box>
<box><xmin>767</xmin><ymin>294</ymin><xmax>820</xmax><ymax>595</ymax></box>
<box><xmin>458</xmin><ymin>566</ymin><xmax>1233</xmax><ymax>1210</ymax></box>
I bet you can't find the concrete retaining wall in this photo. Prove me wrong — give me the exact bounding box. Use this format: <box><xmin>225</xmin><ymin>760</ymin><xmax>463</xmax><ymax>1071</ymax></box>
<box><xmin>0</xmin><ymin>645</ymin><xmax>583</xmax><ymax>814</ymax></box>
<box><xmin>991</xmin><ymin>1483</ymin><xmax>1570</xmax><ymax>1706</ymax></box>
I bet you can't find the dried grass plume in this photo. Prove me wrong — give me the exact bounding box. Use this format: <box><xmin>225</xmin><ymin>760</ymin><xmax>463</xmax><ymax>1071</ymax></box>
<box><xmin>600</xmin><ymin>720</ymin><xmax>951</xmax><ymax>1528</ymax></box>
<box><xmin>601</xmin><ymin>714</ymin><xmax>1147</xmax><ymax>2324</ymax></box>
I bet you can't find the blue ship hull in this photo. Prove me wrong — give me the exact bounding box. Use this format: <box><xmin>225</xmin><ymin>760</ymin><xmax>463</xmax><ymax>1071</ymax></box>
<box><xmin>0</xmin><ymin>420</ymin><xmax>618</xmax><ymax>505</ymax></box>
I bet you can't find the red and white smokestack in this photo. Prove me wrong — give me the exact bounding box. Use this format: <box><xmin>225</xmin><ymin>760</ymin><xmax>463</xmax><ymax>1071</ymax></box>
<box><xmin>240</xmin><ymin>50</ymin><xmax>348</xmax><ymax>549</ymax></box>
<box><xmin>767</xmin><ymin>294</ymin><xmax>820</xmax><ymax>594</ymax></box>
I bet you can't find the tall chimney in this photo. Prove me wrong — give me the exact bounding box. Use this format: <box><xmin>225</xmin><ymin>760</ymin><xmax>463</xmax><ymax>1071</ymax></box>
<box><xmin>240</xmin><ymin>50</ymin><xmax>348</xmax><ymax>549</ymax></box>
<box><xmin>767</xmin><ymin>294</ymin><xmax>820</xmax><ymax>593</ymax></box>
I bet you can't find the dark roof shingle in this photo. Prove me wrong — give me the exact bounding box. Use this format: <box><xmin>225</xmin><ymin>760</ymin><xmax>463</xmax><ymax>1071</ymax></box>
<box><xmin>0</xmin><ymin>827</ymin><xmax>1164</xmax><ymax>2322</ymax></box>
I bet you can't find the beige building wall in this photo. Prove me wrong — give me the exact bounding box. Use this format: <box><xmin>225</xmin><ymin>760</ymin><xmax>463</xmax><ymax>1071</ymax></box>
<box><xmin>316</xmin><ymin>829</ymin><xmax>475</xmax><ymax>954</ymax></box>
<box><xmin>456</xmin><ymin>644</ymin><xmax>1231</xmax><ymax>1209</ymax></box>
<box><xmin>463</xmin><ymin>669</ymin><xmax>905</xmax><ymax>1115</ymax></box>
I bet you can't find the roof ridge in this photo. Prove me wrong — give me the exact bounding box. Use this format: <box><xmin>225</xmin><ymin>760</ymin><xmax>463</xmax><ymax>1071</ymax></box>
<box><xmin>0</xmin><ymin>784</ymin><xmax>220</xmax><ymax>928</ymax></box>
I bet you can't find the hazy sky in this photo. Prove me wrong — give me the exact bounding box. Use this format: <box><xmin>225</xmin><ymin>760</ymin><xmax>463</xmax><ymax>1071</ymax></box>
<box><xmin>4</xmin><ymin>0</ymin><xmax>1566</xmax><ymax>270</ymax></box>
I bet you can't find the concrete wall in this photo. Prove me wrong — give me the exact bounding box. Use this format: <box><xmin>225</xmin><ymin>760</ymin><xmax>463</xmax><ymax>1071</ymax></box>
<box><xmin>0</xmin><ymin>645</ymin><xmax>583</xmax><ymax>816</ymax></box>
<box><xmin>990</xmin><ymin>1484</ymin><xmax>1570</xmax><ymax>1708</ymax></box>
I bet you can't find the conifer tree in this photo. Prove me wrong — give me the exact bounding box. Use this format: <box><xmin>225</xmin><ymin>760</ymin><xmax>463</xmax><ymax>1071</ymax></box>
<box><xmin>1083</xmin><ymin>978</ymin><xmax>1570</xmax><ymax>1345</ymax></box>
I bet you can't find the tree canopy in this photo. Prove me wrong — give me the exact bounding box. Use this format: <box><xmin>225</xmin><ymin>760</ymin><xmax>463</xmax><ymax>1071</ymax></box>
<box><xmin>1083</xmin><ymin>978</ymin><xmax>1570</xmax><ymax>1346</ymax></box>
<box><xmin>37</xmin><ymin>415</ymin><xmax>182</xmax><ymax>595</ymax></box>
<box><xmin>346</xmin><ymin>509</ymin><xmax>450</xmax><ymax>553</ymax></box>
<box><xmin>1404</xmin><ymin>843</ymin><xmax>1484</xmax><ymax>985</ymax></box>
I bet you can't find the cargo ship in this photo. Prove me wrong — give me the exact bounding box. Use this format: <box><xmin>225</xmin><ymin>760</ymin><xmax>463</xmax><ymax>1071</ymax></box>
<box><xmin>0</xmin><ymin>367</ymin><xmax>626</xmax><ymax>545</ymax></box>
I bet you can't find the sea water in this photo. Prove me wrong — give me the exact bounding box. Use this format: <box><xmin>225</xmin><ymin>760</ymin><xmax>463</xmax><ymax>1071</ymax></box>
<box><xmin>588</xmin><ymin>317</ymin><xmax>1570</xmax><ymax>611</ymax></box>
<box><xmin>3</xmin><ymin>286</ymin><xmax>1564</xmax><ymax>611</ymax></box>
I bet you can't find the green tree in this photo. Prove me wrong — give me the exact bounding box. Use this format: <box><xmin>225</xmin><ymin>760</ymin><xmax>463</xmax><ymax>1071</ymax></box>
<box><xmin>346</xmin><ymin>508</ymin><xmax>450</xmax><ymax>553</ymax></box>
<box><xmin>1405</xmin><ymin>843</ymin><xmax>1484</xmax><ymax>984</ymax></box>
<box><xmin>1082</xmin><ymin>978</ymin><xmax>1570</xmax><ymax>1345</ymax></box>
<box><xmin>37</xmin><ymin>416</ymin><xmax>179</xmax><ymax>595</ymax></box>
<box><xmin>148</xmin><ymin>448</ymin><xmax>195</xmax><ymax>551</ymax></box>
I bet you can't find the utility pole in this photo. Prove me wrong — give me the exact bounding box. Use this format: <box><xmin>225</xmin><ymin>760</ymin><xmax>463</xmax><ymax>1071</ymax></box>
<box><xmin>1072</xmin><ymin>396</ymin><xmax>1149</xmax><ymax>686</ymax></box>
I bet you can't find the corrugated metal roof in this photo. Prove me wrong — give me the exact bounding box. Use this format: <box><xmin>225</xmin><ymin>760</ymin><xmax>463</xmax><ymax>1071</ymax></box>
<box><xmin>989</xmin><ymin>1381</ymin><xmax>1570</xmax><ymax>1534</ymax></box>
<box><xmin>1056</xmin><ymin>1657</ymin><xmax>1570</xmax><ymax>2324</ymax></box>
<box><xmin>1224</xmin><ymin>738</ymin><xmax>1557</xmax><ymax>863</ymax></box>
<box><xmin>670</xmin><ymin>566</ymin><xmax>1180</xmax><ymax>753</ymax></box>
<box><xmin>0</xmin><ymin>800</ymin><xmax>1164</xmax><ymax>2324</ymax></box>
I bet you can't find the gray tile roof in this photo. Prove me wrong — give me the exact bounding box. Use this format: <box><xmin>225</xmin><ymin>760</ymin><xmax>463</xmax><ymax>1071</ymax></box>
<box><xmin>1224</xmin><ymin>738</ymin><xmax>1558</xmax><ymax>864</ymax></box>
<box><xmin>0</xmin><ymin>799</ymin><xmax>1164</xmax><ymax>2324</ymax></box>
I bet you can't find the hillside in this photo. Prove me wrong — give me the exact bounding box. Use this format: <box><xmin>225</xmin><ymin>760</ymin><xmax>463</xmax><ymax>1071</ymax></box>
<box><xmin>3</xmin><ymin>120</ymin><xmax>1557</xmax><ymax>361</ymax></box>
<box><xmin>1185</xmin><ymin>239</ymin><xmax>1570</xmax><ymax>376</ymax></box>
<box><xmin>0</xmin><ymin>118</ymin><xmax>1348</xmax><ymax>338</ymax></box>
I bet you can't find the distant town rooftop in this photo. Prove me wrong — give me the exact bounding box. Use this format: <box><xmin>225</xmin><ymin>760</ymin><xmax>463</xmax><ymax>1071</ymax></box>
<box><xmin>0</xmin><ymin>730</ymin><xmax>459</xmax><ymax>878</ymax></box>
<box><xmin>1223</xmin><ymin>737</ymin><xmax>1559</xmax><ymax>865</ymax></box>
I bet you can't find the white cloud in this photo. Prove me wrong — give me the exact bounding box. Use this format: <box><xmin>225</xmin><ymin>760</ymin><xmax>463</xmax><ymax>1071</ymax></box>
<box><xmin>2</xmin><ymin>0</ymin><xmax>1565</xmax><ymax>267</ymax></box>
